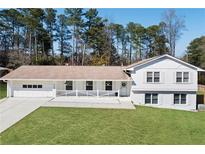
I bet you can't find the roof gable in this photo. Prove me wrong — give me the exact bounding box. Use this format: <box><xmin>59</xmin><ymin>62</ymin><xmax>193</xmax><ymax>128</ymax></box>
<box><xmin>126</xmin><ymin>54</ymin><xmax>205</xmax><ymax>72</ymax></box>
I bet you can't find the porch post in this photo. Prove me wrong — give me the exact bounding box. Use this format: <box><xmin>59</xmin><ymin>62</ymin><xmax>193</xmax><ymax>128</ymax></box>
<box><xmin>97</xmin><ymin>89</ymin><xmax>99</xmax><ymax>97</ymax></box>
<box><xmin>76</xmin><ymin>89</ymin><xmax>78</xmax><ymax>96</ymax></box>
<box><xmin>118</xmin><ymin>89</ymin><xmax>120</xmax><ymax>98</ymax></box>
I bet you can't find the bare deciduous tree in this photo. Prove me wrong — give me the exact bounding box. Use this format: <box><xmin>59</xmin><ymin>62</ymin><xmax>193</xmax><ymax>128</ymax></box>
<box><xmin>161</xmin><ymin>9</ymin><xmax>186</xmax><ymax>56</ymax></box>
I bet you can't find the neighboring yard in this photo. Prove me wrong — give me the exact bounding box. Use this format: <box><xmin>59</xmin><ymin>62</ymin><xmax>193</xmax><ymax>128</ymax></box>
<box><xmin>0</xmin><ymin>83</ymin><xmax>6</xmax><ymax>99</ymax></box>
<box><xmin>1</xmin><ymin>106</ymin><xmax>205</xmax><ymax>144</ymax></box>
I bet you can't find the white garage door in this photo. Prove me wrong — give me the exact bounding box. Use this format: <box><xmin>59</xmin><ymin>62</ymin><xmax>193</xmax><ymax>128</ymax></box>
<box><xmin>12</xmin><ymin>83</ymin><xmax>54</xmax><ymax>98</ymax></box>
<box><xmin>13</xmin><ymin>90</ymin><xmax>54</xmax><ymax>97</ymax></box>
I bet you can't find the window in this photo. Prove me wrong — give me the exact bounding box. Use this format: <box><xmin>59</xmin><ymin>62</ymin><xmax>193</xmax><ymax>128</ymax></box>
<box><xmin>183</xmin><ymin>72</ymin><xmax>189</xmax><ymax>82</ymax></box>
<box><xmin>181</xmin><ymin>94</ymin><xmax>187</xmax><ymax>104</ymax></box>
<box><xmin>105</xmin><ymin>81</ymin><xmax>112</xmax><ymax>91</ymax></box>
<box><xmin>33</xmin><ymin>85</ymin><xmax>37</xmax><ymax>88</ymax></box>
<box><xmin>174</xmin><ymin>94</ymin><xmax>187</xmax><ymax>104</ymax></box>
<box><xmin>145</xmin><ymin>94</ymin><xmax>151</xmax><ymax>104</ymax></box>
<box><xmin>65</xmin><ymin>81</ymin><xmax>73</xmax><ymax>90</ymax></box>
<box><xmin>145</xmin><ymin>93</ymin><xmax>158</xmax><ymax>104</ymax></box>
<box><xmin>22</xmin><ymin>85</ymin><xmax>27</xmax><ymax>88</ymax></box>
<box><xmin>147</xmin><ymin>72</ymin><xmax>153</xmax><ymax>83</ymax></box>
<box><xmin>176</xmin><ymin>72</ymin><xmax>189</xmax><ymax>83</ymax></box>
<box><xmin>174</xmin><ymin>94</ymin><xmax>180</xmax><ymax>104</ymax></box>
<box><xmin>86</xmin><ymin>81</ymin><xmax>93</xmax><ymax>90</ymax></box>
<box><xmin>147</xmin><ymin>72</ymin><xmax>160</xmax><ymax>83</ymax></box>
<box><xmin>176</xmin><ymin>72</ymin><xmax>182</xmax><ymax>83</ymax></box>
<box><xmin>152</xmin><ymin>94</ymin><xmax>158</xmax><ymax>104</ymax></box>
<box><xmin>154</xmin><ymin>72</ymin><xmax>160</xmax><ymax>82</ymax></box>
<box><xmin>37</xmin><ymin>85</ymin><xmax>42</xmax><ymax>88</ymax></box>
<box><xmin>22</xmin><ymin>84</ymin><xmax>42</xmax><ymax>88</ymax></box>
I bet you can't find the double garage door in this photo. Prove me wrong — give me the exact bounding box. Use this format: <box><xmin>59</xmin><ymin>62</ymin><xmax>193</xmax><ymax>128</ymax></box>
<box><xmin>13</xmin><ymin>90</ymin><xmax>54</xmax><ymax>97</ymax></box>
<box><xmin>12</xmin><ymin>83</ymin><xmax>54</xmax><ymax>98</ymax></box>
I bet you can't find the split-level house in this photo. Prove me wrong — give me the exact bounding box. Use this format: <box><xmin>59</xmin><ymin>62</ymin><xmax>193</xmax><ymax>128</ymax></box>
<box><xmin>1</xmin><ymin>54</ymin><xmax>204</xmax><ymax>111</ymax></box>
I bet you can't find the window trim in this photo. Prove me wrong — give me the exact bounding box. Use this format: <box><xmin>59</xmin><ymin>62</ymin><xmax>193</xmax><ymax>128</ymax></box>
<box><xmin>105</xmin><ymin>81</ymin><xmax>112</xmax><ymax>91</ymax></box>
<box><xmin>176</xmin><ymin>72</ymin><xmax>189</xmax><ymax>83</ymax></box>
<box><xmin>147</xmin><ymin>72</ymin><xmax>153</xmax><ymax>83</ymax></box>
<box><xmin>146</xmin><ymin>72</ymin><xmax>160</xmax><ymax>83</ymax></box>
<box><xmin>86</xmin><ymin>81</ymin><xmax>93</xmax><ymax>91</ymax></box>
<box><xmin>174</xmin><ymin>94</ymin><xmax>187</xmax><ymax>104</ymax></box>
<box><xmin>65</xmin><ymin>81</ymin><xmax>73</xmax><ymax>90</ymax></box>
<box><xmin>145</xmin><ymin>93</ymin><xmax>158</xmax><ymax>104</ymax></box>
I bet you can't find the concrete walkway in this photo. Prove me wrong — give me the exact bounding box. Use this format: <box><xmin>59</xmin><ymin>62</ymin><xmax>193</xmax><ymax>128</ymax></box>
<box><xmin>43</xmin><ymin>97</ymin><xmax>135</xmax><ymax>110</ymax></box>
<box><xmin>0</xmin><ymin>98</ymin><xmax>50</xmax><ymax>133</ymax></box>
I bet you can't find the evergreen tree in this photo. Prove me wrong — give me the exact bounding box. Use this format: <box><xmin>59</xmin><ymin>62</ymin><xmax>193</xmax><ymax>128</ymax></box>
<box><xmin>65</xmin><ymin>8</ymin><xmax>84</xmax><ymax>65</ymax></box>
<box><xmin>56</xmin><ymin>14</ymin><xmax>71</xmax><ymax>63</ymax></box>
<box><xmin>44</xmin><ymin>8</ymin><xmax>57</xmax><ymax>56</ymax></box>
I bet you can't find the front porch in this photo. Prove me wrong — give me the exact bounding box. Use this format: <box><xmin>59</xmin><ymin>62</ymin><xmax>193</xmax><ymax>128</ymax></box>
<box><xmin>54</xmin><ymin>80</ymin><xmax>131</xmax><ymax>97</ymax></box>
<box><xmin>56</xmin><ymin>90</ymin><xmax>119</xmax><ymax>97</ymax></box>
<box><xmin>43</xmin><ymin>96</ymin><xmax>135</xmax><ymax>109</ymax></box>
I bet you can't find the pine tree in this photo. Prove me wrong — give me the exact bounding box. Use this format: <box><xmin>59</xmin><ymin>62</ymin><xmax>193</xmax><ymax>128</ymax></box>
<box><xmin>65</xmin><ymin>8</ymin><xmax>84</xmax><ymax>65</ymax></box>
<box><xmin>56</xmin><ymin>14</ymin><xmax>71</xmax><ymax>62</ymax></box>
<box><xmin>44</xmin><ymin>8</ymin><xmax>57</xmax><ymax>56</ymax></box>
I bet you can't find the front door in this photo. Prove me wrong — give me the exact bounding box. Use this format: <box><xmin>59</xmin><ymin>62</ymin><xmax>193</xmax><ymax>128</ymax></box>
<box><xmin>120</xmin><ymin>81</ymin><xmax>127</xmax><ymax>96</ymax></box>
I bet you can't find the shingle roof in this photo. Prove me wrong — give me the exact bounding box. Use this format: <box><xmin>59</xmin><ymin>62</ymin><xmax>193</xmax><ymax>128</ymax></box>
<box><xmin>0</xmin><ymin>65</ymin><xmax>131</xmax><ymax>80</ymax></box>
<box><xmin>126</xmin><ymin>56</ymin><xmax>160</xmax><ymax>69</ymax></box>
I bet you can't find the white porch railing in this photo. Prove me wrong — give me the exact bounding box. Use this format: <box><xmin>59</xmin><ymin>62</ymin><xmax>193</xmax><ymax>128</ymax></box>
<box><xmin>56</xmin><ymin>90</ymin><xmax>120</xmax><ymax>97</ymax></box>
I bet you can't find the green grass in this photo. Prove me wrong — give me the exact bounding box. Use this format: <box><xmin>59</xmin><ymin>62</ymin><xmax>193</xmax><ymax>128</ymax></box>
<box><xmin>0</xmin><ymin>83</ymin><xmax>6</xmax><ymax>99</ymax></box>
<box><xmin>1</xmin><ymin>106</ymin><xmax>205</xmax><ymax>145</ymax></box>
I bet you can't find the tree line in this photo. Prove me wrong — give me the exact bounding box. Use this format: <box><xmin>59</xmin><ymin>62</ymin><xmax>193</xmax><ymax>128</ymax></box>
<box><xmin>0</xmin><ymin>8</ymin><xmax>185</xmax><ymax>68</ymax></box>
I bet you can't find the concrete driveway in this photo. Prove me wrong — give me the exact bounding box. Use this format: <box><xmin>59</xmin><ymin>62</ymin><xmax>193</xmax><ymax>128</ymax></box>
<box><xmin>0</xmin><ymin>97</ymin><xmax>50</xmax><ymax>133</ymax></box>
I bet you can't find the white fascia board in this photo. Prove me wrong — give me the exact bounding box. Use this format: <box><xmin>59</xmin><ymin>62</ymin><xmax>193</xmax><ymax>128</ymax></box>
<box><xmin>125</xmin><ymin>54</ymin><xmax>205</xmax><ymax>72</ymax></box>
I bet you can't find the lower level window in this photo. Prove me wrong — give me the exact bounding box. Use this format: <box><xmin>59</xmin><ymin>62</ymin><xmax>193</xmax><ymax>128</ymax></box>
<box><xmin>145</xmin><ymin>93</ymin><xmax>158</xmax><ymax>104</ymax></box>
<box><xmin>174</xmin><ymin>94</ymin><xmax>187</xmax><ymax>104</ymax></box>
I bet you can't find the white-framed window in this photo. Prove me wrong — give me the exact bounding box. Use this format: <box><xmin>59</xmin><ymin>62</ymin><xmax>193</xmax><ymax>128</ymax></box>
<box><xmin>174</xmin><ymin>94</ymin><xmax>187</xmax><ymax>104</ymax></box>
<box><xmin>146</xmin><ymin>72</ymin><xmax>160</xmax><ymax>83</ymax></box>
<box><xmin>176</xmin><ymin>72</ymin><xmax>189</xmax><ymax>83</ymax></box>
<box><xmin>145</xmin><ymin>93</ymin><xmax>158</xmax><ymax>104</ymax></box>
<box><xmin>105</xmin><ymin>81</ymin><xmax>112</xmax><ymax>91</ymax></box>
<box><xmin>65</xmin><ymin>81</ymin><xmax>73</xmax><ymax>90</ymax></box>
<box><xmin>86</xmin><ymin>81</ymin><xmax>93</xmax><ymax>90</ymax></box>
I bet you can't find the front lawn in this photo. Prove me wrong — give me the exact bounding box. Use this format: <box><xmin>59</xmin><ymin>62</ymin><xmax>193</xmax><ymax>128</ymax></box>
<box><xmin>0</xmin><ymin>83</ymin><xmax>6</xmax><ymax>99</ymax></box>
<box><xmin>1</xmin><ymin>106</ymin><xmax>205</xmax><ymax>144</ymax></box>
